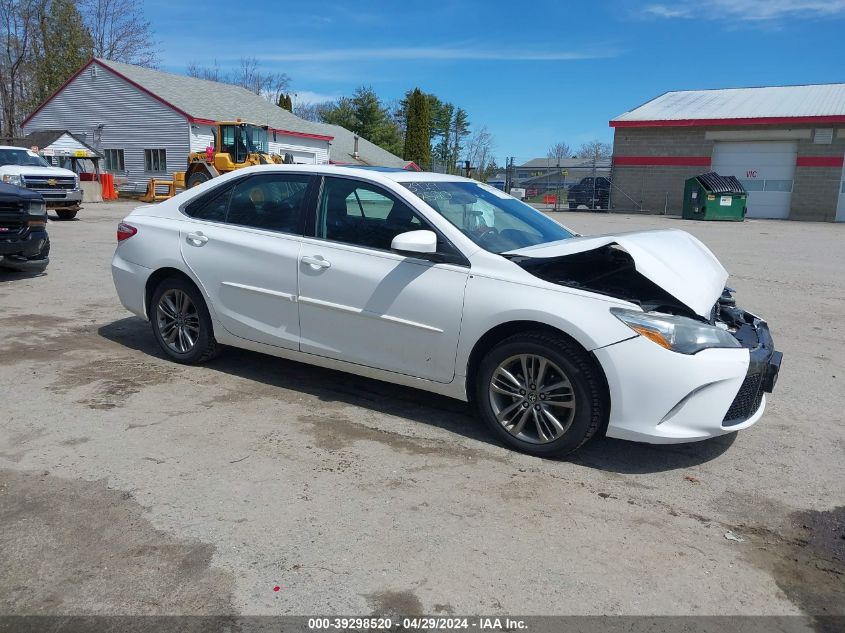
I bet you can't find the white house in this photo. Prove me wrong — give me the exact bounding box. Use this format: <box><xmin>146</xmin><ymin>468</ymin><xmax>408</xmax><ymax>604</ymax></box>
<box><xmin>22</xmin><ymin>58</ymin><xmax>335</xmax><ymax>192</ymax></box>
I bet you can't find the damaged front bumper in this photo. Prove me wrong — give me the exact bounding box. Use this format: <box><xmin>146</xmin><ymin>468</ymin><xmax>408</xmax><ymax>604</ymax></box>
<box><xmin>720</xmin><ymin>309</ymin><xmax>782</xmax><ymax>426</ymax></box>
<box><xmin>594</xmin><ymin>305</ymin><xmax>782</xmax><ymax>444</ymax></box>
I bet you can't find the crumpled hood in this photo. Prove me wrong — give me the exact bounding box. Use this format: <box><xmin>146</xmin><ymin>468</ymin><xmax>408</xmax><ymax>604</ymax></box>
<box><xmin>505</xmin><ymin>229</ymin><xmax>728</xmax><ymax>318</ymax></box>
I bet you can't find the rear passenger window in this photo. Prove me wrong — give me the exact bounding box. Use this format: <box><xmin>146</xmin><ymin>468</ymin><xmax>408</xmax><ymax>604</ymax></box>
<box><xmin>227</xmin><ymin>174</ymin><xmax>311</xmax><ymax>234</ymax></box>
<box><xmin>185</xmin><ymin>187</ymin><xmax>230</xmax><ymax>222</ymax></box>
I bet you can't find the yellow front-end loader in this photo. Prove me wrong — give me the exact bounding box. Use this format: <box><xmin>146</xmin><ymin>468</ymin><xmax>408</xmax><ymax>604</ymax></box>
<box><xmin>184</xmin><ymin>121</ymin><xmax>292</xmax><ymax>188</ymax></box>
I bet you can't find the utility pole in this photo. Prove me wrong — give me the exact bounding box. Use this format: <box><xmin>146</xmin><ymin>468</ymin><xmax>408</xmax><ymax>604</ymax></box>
<box><xmin>556</xmin><ymin>160</ymin><xmax>561</xmax><ymax>212</ymax></box>
<box><xmin>504</xmin><ymin>156</ymin><xmax>514</xmax><ymax>193</ymax></box>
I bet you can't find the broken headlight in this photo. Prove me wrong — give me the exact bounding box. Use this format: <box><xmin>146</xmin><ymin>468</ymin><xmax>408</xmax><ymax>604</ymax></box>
<box><xmin>611</xmin><ymin>308</ymin><xmax>741</xmax><ymax>355</ymax></box>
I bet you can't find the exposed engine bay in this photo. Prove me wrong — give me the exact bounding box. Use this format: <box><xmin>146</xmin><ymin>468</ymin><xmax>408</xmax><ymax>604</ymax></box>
<box><xmin>509</xmin><ymin>244</ymin><xmax>699</xmax><ymax>318</ymax></box>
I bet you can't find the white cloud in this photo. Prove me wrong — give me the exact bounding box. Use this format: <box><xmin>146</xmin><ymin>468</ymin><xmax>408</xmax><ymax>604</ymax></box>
<box><xmin>291</xmin><ymin>90</ymin><xmax>340</xmax><ymax>105</ymax></box>
<box><xmin>259</xmin><ymin>46</ymin><xmax>618</xmax><ymax>63</ymax></box>
<box><xmin>643</xmin><ymin>4</ymin><xmax>693</xmax><ymax>18</ymax></box>
<box><xmin>644</xmin><ymin>0</ymin><xmax>845</xmax><ymax>21</ymax></box>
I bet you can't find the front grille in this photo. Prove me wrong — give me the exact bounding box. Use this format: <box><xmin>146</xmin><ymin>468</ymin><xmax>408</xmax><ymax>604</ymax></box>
<box><xmin>723</xmin><ymin>373</ymin><xmax>764</xmax><ymax>425</ymax></box>
<box><xmin>22</xmin><ymin>175</ymin><xmax>76</xmax><ymax>191</ymax></box>
<box><xmin>0</xmin><ymin>221</ymin><xmax>25</xmax><ymax>239</ymax></box>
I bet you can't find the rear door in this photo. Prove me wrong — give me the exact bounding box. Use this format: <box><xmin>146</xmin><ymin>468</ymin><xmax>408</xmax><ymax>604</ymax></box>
<box><xmin>179</xmin><ymin>172</ymin><xmax>316</xmax><ymax>350</ymax></box>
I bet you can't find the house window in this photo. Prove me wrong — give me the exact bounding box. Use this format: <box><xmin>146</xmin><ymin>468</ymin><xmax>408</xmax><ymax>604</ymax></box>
<box><xmin>144</xmin><ymin>148</ymin><xmax>167</xmax><ymax>172</ymax></box>
<box><xmin>104</xmin><ymin>149</ymin><xmax>125</xmax><ymax>172</ymax></box>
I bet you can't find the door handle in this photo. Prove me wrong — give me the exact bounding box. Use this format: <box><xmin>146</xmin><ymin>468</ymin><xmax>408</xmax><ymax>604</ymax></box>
<box><xmin>186</xmin><ymin>232</ymin><xmax>209</xmax><ymax>246</ymax></box>
<box><xmin>301</xmin><ymin>255</ymin><xmax>331</xmax><ymax>269</ymax></box>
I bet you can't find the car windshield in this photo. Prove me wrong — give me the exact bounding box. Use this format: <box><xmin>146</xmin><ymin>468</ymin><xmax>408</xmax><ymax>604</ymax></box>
<box><xmin>402</xmin><ymin>180</ymin><xmax>574</xmax><ymax>253</ymax></box>
<box><xmin>0</xmin><ymin>148</ymin><xmax>50</xmax><ymax>168</ymax></box>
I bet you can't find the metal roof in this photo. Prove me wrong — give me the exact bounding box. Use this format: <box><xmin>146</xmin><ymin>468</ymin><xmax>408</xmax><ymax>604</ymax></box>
<box><xmin>612</xmin><ymin>83</ymin><xmax>845</xmax><ymax>127</ymax></box>
<box><xmin>94</xmin><ymin>59</ymin><xmax>333</xmax><ymax>139</ymax></box>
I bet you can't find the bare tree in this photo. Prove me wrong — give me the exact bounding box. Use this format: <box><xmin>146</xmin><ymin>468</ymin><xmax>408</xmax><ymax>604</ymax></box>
<box><xmin>547</xmin><ymin>141</ymin><xmax>571</xmax><ymax>163</ymax></box>
<box><xmin>187</xmin><ymin>56</ymin><xmax>290</xmax><ymax>104</ymax></box>
<box><xmin>0</xmin><ymin>0</ymin><xmax>41</xmax><ymax>138</ymax></box>
<box><xmin>186</xmin><ymin>59</ymin><xmax>223</xmax><ymax>82</ymax></box>
<box><xmin>82</xmin><ymin>0</ymin><xmax>157</xmax><ymax>67</ymax></box>
<box><xmin>576</xmin><ymin>140</ymin><xmax>612</xmax><ymax>161</ymax></box>
<box><xmin>462</xmin><ymin>126</ymin><xmax>495</xmax><ymax>180</ymax></box>
<box><xmin>293</xmin><ymin>100</ymin><xmax>330</xmax><ymax>122</ymax></box>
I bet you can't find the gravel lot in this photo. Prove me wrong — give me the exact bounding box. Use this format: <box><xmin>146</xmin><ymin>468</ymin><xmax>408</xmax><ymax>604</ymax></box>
<box><xmin>1</xmin><ymin>201</ymin><xmax>843</xmax><ymax>620</ymax></box>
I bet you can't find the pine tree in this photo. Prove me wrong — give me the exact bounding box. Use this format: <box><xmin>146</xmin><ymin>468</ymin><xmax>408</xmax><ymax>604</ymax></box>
<box><xmin>402</xmin><ymin>88</ymin><xmax>430</xmax><ymax>169</ymax></box>
<box><xmin>449</xmin><ymin>108</ymin><xmax>470</xmax><ymax>174</ymax></box>
<box><xmin>278</xmin><ymin>93</ymin><xmax>293</xmax><ymax>112</ymax></box>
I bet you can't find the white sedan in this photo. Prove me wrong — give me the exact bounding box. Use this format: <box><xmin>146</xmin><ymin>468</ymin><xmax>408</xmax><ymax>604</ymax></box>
<box><xmin>111</xmin><ymin>165</ymin><xmax>781</xmax><ymax>457</ymax></box>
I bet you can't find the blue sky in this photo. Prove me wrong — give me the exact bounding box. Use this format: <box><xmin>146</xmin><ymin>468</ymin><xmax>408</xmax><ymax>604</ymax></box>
<box><xmin>149</xmin><ymin>0</ymin><xmax>845</xmax><ymax>164</ymax></box>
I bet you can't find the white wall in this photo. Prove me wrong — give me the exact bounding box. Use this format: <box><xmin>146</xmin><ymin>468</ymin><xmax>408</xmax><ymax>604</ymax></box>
<box><xmin>189</xmin><ymin>123</ymin><xmax>329</xmax><ymax>164</ymax></box>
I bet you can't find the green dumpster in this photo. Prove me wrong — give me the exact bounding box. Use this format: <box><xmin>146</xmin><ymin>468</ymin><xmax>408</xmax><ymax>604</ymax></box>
<box><xmin>682</xmin><ymin>172</ymin><xmax>747</xmax><ymax>221</ymax></box>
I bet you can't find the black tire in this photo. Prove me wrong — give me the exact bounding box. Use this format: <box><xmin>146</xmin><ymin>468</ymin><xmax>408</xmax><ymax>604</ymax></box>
<box><xmin>475</xmin><ymin>331</ymin><xmax>607</xmax><ymax>457</ymax></box>
<box><xmin>56</xmin><ymin>209</ymin><xmax>77</xmax><ymax>220</ymax></box>
<box><xmin>187</xmin><ymin>170</ymin><xmax>211</xmax><ymax>188</ymax></box>
<box><xmin>568</xmin><ymin>202</ymin><xmax>577</xmax><ymax>210</ymax></box>
<box><xmin>150</xmin><ymin>275</ymin><xmax>220</xmax><ymax>364</ymax></box>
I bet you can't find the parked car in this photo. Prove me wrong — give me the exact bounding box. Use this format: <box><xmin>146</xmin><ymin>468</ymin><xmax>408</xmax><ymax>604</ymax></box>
<box><xmin>0</xmin><ymin>181</ymin><xmax>49</xmax><ymax>272</ymax></box>
<box><xmin>0</xmin><ymin>146</ymin><xmax>82</xmax><ymax>219</ymax></box>
<box><xmin>568</xmin><ymin>176</ymin><xmax>610</xmax><ymax>210</ymax></box>
<box><xmin>111</xmin><ymin>166</ymin><xmax>781</xmax><ymax>457</ymax></box>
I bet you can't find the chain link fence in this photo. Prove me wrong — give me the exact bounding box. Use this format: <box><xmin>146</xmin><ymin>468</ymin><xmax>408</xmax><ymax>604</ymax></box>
<box><xmin>487</xmin><ymin>157</ymin><xmax>613</xmax><ymax>211</ymax></box>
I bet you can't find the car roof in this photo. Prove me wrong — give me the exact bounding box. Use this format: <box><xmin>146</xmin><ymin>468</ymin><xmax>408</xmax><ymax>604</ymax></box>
<box><xmin>225</xmin><ymin>164</ymin><xmax>476</xmax><ymax>185</ymax></box>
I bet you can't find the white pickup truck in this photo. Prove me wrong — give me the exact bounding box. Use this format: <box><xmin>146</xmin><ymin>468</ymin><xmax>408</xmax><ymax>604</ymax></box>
<box><xmin>0</xmin><ymin>145</ymin><xmax>82</xmax><ymax>219</ymax></box>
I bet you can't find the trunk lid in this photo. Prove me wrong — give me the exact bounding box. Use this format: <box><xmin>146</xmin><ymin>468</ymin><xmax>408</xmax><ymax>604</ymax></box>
<box><xmin>505</xmin><ymin>229</ymin><xmax>728</xmax><ymax>319</ymax></box>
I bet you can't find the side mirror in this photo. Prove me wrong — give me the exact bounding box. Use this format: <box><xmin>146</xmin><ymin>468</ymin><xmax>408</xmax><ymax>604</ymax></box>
<box><xmin>391</xmin><ymin>230</ymin><xmax>437</xmax><ymax>255</ymax></box>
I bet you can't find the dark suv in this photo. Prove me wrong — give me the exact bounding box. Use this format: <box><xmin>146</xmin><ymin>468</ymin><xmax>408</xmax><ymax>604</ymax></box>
<box><xmin>568</xmin><ymin>176</ymin><xmax>611</xmax><ymax>210</ymax></box>
<box><xmin>0</xmin><ymin>181</ymin><xmax>49</xmax><ymax>272</ymax></box>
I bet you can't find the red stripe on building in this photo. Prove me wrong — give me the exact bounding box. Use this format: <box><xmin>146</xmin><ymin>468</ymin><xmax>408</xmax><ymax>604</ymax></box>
<box><xmin>610</xmin><ymin>115</ymin><xmax>845</xmax><ymax>128</ymax></box>
<box><xmin>796</xmin><ymin>156</ymin><xmax>845</xmax><ymax>168</ymax></box>
<box><xmin>613</xmin><ymin>156</ymin><xmax>712</xmax><ymax>167</ymax></box>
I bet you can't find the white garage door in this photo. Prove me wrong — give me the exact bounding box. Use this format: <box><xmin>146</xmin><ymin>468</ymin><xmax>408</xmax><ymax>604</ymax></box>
<box><xmin>836</xmin><ymin>154</ymin><xmax>845</xmax><ymax>222</ymax></box>
<box><xmin>712</xmin><ymin>141</ymin><xmax>797</xmax><ymax>219</ymax></box>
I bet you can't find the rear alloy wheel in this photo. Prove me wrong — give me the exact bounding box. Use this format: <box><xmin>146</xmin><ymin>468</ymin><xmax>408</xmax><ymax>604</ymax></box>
<box><xmin>476</xmin><ymin>332</ymin><xmax>606</xmax><ymax>457</ymax></box>
<box><xmin>151</xmin><ymin>277</ymin><xmax>220</xmax><ymax>364</ymax></box>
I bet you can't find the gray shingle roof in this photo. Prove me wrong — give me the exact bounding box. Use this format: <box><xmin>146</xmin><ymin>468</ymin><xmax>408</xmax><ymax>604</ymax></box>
<box><xmin>311</xmin><ymin>122</ymin><xmax>407</xmax><ymax>168</ymax></box>
<box><xmin>15</xmin><ymin>129</ymin><xmax>101</xmax><ymax>156</ymax></box>
<box><xmin>96</xmin><ymin>59</ymin><xmax>332</xmax><ymax>138</ymax></box>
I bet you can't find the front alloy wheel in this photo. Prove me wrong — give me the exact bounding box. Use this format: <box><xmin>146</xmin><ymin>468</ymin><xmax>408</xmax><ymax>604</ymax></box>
<box><xmin>476</xmin><ymin>331</ymin><xmax>606</xmax><ymax>457</ymax></box>
<box><xmin>156</xmin><ymin>288</ymin><xmax>200</xmax><ymax>354</ymax></box>
<box><xmin>489</xmin><ymin>354</ymin><xmax>576</xmax><ymax>444</ymax></box>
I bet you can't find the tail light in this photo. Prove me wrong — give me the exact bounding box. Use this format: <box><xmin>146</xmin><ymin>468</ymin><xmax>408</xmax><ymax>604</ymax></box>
<box><xmin>117</xmin><ymin>222</ymin><xmax>137</xmax><ymax>242</ymax></box>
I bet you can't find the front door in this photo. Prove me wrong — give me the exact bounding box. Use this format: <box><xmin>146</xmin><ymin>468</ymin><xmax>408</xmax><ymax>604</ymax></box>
<box><xmin>297</xmin><ymin>176</ymin><xmax>469</xmax><ymax>383</ymax></box>
<box><xmin>180</xmin><ymin>172</ymin><xmax>315</xmax><ymax>350</ymax></box>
